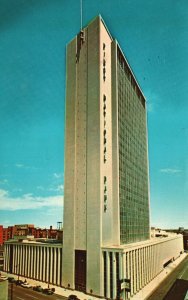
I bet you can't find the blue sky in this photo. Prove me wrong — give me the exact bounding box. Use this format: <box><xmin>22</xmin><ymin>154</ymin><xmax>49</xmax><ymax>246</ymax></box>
<box><xmin>0</xmin><ymin>0</ymin><xmax>187</xmax><ymax>229</ymax></box>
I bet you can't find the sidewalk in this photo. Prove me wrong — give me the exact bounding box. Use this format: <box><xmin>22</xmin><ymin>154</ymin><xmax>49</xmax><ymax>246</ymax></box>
<box><xmin>2</xmin><ymin>271</ymin><xmax>101</xmax><ymax>300</ymax></box>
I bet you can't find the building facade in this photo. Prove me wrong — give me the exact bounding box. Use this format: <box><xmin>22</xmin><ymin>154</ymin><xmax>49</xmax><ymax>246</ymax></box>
<box><xmin>102</xmin><ymin>235</ymin><xmax>183</xmax><ymax>299</ymax></box>
<box><xmin>4</xmin><ymin>239</ymin><xmax>63</xmax><ymax>286</ymax></box>
<box><xmin>62</xmin><ymin>15</ymin><xmax>150</xmax><ymax>296</ymax></box>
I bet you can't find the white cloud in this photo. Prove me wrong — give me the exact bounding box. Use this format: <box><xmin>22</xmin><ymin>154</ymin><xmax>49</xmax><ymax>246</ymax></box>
<box><xmin>0</xmin><ymin>189</ymin><xmax>63</xmax><ymax>211</ymax></box>
<box><xmin>0</xmin><ymin>189</ymin><xmax>8</xmax><ymax>197</ymax></box>
<box><xmin>57</xmin><ymin>185</ymin><xmax>64</xmax><ymax>192</ymax></box>
<box><xmin>160</xmin><ymin>168</ymin><xmax>182</xmax><ymax>174</ymax></box>
<box><xmin>48</xmin><ymin>184</ymin><xmax>64</xmax><ymax>193</ymax></box>
<box><xmin>15</xmin><ymin>164</ymin><xmax>24</xmax><ymax>168</ymax></box>
<box><xmin>13</xmin><ymin>188</ymin><xmax>23</xmax><ymax>192</ymax></box>
<box><xmin>144</xmin><ymin>90</ymin><xmax>159</xmax><ymax>113</ymax></box>
<box><xmin>15</xmin><ymin>164</ymin><xmax>37</xmax><ymax>170</ymax></box>
<box><xmin>53</xmin><ymin>173</ymin><xmax>63</xmax><ymax>179</ymax></box>
<box><xmin>37</xmin><ymin>186</ymin><xmax>44</xmax><ymax>190</ymax></box>
<box><xmin>147</xmin><ymin>102</ymin><xmax>154</xmax><ymax>112</ymax></box>
<box><xmin>0</xmin><ymin>179</ymin><xmax>8</xmax><ymax>185</ymax></box>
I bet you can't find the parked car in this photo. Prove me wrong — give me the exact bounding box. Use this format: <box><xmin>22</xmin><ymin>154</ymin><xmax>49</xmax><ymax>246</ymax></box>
<box><xmin>43</xmin><ymin>288</ymin><xmax>54</xmax><ymax>295</ymax></box>
<box><xmin>0</xmin><ymin>275</ymin><xmax>7</xmax><ymax>281</ymax></box>
<box><xmin>68</xmin><ymin>295</ymin><xmax>79</xmax><ymax>300</ymax></box>
<box><xmin>8</xmin><ymin>277</ymin><xmax>16</xmax><ymax>283</ymax></box>
<box><xmin>33</xmin><ymin>285</ymin><xmax>43</xmax><ymax>292</ymax></box>
<box><xmin>16</xmin><ymin>280</ymin><xmax>24</xmax><ymax>286</ymax></box>
<box><xmin>21</xmin><ymin>282</ymin><xmax>32</xmax><ymax>288</ymax></box>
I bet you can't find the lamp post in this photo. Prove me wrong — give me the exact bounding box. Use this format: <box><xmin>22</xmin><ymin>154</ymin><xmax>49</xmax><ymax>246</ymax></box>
<box><xmin>48</xmin><ymin>248</ymin><xmax>50</xmax><ymax>289</ymax></box>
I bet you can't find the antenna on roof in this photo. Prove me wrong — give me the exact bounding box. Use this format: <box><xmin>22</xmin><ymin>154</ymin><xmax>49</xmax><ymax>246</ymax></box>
<box><xmin>80</xmin><ymin>0</ymin><xmax>83</xmax><ymax>30</ymax></box>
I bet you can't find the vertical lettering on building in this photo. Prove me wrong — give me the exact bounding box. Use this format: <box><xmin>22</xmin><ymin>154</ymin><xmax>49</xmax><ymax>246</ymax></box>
<box><xmin>103</xmin><ymin>43</ymin><xmax>106</xmax><ymax>81</ymax></box>
<box><xmin>104</xmin><ymin>176</ymin><xmax>107</xmax><ymax>212</ymax></box>
<box><xmin>103</xmin><ymin>94</ymin><xmax>107</xmax><ymax>164</ymax></box>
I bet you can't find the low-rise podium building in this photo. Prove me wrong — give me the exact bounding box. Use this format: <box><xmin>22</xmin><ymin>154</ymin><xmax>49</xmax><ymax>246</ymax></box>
<box><xmin>4</xmin><ymin>237</ymin><xmax>62</xmax><ymax>286</ymax></box>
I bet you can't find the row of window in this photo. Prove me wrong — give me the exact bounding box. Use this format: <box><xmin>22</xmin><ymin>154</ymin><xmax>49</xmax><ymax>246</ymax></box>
<box><xmin>118</xmin><ymin>62</ymin><xmax>149</xmax><ymax>245</ymax></box>
<box><xmin>117</xmin><ymin>47</ymin><xmax>145</xmax><ymax>108</ymax></box>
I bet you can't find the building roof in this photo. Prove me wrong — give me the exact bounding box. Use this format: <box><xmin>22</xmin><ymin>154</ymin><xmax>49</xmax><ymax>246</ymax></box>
<box><xmin>5</xmin><ymin>237</ymin><xmax>62</xmax><ymax>246</ymax></box>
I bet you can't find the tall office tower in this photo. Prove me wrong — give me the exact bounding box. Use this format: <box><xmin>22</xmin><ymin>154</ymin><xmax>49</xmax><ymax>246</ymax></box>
<box><xmin>62</xmin><ymin>15</ymin><xmax>150</xmax><ymax>296</ymax></box>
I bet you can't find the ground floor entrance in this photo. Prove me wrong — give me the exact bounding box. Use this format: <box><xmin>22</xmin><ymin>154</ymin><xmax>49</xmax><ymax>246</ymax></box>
<box><xmin>75</xmin><ymin>250</ymin><xmax>86</xmax><ymax>293</ymax></box>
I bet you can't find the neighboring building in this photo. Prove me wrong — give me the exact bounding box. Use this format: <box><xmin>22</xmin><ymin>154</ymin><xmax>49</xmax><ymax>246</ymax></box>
<box><xmin>0</xmin><ymin>246</ymin><xmax>4</xmax><ymax>271</ymax></box>
<box><xmin>151</xmin><ymin>228</ymin><xmax>169</xmax><ymax>238</ymax></box>
<box><xmin>62</xmin><ymin>15</ymin><xmax>184</xmax><ymax>299</ymax></box>
<box><xmin>7</xmin><ymin>226</ymin><xmax>15</xmax><ymax>240</ymax></box>
<box><xmin>183</xmin><ymin>232</ymin><xmax>188</xmax><ymax>251</ymax></box>
<box><xmin>0</xmin><ymin>224</ymin><xmax>63</xmax><ymax>244</ymax></box>
<box><xmin>14</xmin><ymin>224</ymin><xmax>34</xmax><ymax>236</ymax></box>
<box><xmin>2</xmin><ymin>228</ymin><xmax>8</xmax><ymax>244</ymax></box>
<box><xmin>29</xmin><ymin>226</ymin><xmax>63</xmax><ymax>241</ymax></box>
<box><xmin>165</xmin><ymin>228</ymin><xmax>188</xmax><ymax>251</ymax></box>
<box><xmin>0</xmin><ymin>227</ymin><xmax>10</xmax><ymax>245</ymax></box>
<box><xmin>0</xmin><ymin>226</ymin><xmax>3</xmax><ymax>246</ymax></box>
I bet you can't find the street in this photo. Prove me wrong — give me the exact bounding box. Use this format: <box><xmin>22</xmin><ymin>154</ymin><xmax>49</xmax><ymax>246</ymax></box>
<box><xmin>8</xmin><ymin>283</ymin><xmax>67</xmax><ymax>300</ymax></box>
<box><xmin>147</xmin><ymin>255</ymin><xmax>188</xmax><ymax>300</ymax></box>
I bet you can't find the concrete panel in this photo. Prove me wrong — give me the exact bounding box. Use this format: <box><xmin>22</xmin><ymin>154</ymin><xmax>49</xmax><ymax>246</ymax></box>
<box><xmin>62</xmin><ymin>38</ymin><xmax>77</xmax><ymax>288</ymax></box>
<box><xmin>111</xmin><ymin>40</ymin><xmax>120</xmax><ymax>245</ymax></box>
<box><xmin>74</xmin><ymin>27</ymin><xmax>87</xmax><ymax>250</ymax></box>
<box><xmin>99</xmin><ymin>16</ymin><xmax>114</xmax><ymax>247</ymax></box>
<box><xmin>86</xmin><ymin>16</ymin><xmax>102</xmax><ymax>295</ymax></box>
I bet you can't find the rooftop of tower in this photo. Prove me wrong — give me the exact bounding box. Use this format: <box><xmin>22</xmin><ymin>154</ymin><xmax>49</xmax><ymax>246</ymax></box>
<box><xmin>81</xmin><ymin>15</ymin><xmax>146</xmax><ymax>103</ymax></box>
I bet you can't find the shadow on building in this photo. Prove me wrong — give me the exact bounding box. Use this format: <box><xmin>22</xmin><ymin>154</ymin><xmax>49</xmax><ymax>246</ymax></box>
<box><xmin>163</xmin><ymin>279</ymin><xmax>188</xmax><ymax>300</ymax></box>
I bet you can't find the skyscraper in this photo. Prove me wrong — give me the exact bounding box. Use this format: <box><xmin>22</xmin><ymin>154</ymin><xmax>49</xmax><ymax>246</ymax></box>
<box><xmin>3</xmin><ymin>15</ymin><xmax>184</xmax><ymax>300</ymax></box>
<box><xmin>63</xmin><ymin>14</ymin><xmax>150</xmax><ymax>296</ymax></box>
